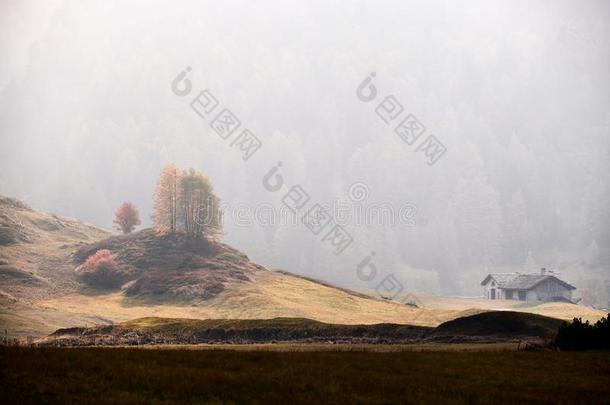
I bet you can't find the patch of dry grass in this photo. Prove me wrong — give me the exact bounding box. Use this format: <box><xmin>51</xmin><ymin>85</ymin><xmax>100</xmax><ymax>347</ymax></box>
<box><xmin>1</xmin><ymin>347</ymin><xmax>608</xmax><ymax>404</ymax></box>
<box><xmin>119</xmin><ymin>342</ymin><xmax>521</xmax><ymax>352</ymax></box>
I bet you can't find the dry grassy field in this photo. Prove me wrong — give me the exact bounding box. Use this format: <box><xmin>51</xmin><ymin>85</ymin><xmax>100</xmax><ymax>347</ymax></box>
<box><xmin>87</xmin><ymin>342</ymin><xmax>522</xmax><ymax>352</ymax></box>
<box><xmin>1</xmin><ymin>346</ymin><xmax>609</xmax><ymax>404</ymax></box>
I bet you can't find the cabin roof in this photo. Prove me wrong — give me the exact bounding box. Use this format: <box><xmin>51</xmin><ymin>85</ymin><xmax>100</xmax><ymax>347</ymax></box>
<box><xmin>480</xmin><ymin>273</ymin><xmax>516</xmax><ymax>287</ymax></box>
<box><xmin>503</xmin><ymin>274</ymin><xmax>576</xmax><ymax>290</ymax></box>
<box><xmin>481</xmin><ymin>273</ymin><xmax>576</xmax><ymax>291</ymax></box>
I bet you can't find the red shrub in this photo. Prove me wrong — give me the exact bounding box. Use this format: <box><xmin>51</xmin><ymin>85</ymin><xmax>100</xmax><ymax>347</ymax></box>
<box><xmin>77</xmin><ymin>249</ymin><xmax>123</xmax><ymax>288</ymax></box>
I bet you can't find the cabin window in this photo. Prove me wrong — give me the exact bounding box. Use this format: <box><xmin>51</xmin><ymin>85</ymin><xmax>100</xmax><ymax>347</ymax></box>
<box><xmin>518</xmin><ymin>291</ymin><xmax>526</xmax><ymax>301</ymax></box>
<box><xmin>506</xmin><ymin>290</ymin><xmax>513</xmax><ymax>300</ymax></box>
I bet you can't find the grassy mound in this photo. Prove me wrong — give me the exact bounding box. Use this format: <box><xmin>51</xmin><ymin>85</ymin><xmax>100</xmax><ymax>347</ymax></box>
<box><xmin>73</xmin><ymin>229</ymin><xmax>265</xmax><ymax>301</ymax></box>
<box><xmin>42</xmin><ymin>316</ymin><xmax>431</xmax><ymax>345</ymax></box>
<box><xmin>39</xmin><ymin>311</ymin><xmax>568</xmax><ymax>346</ymax></box>
<box><xmin>429</xmin><ymin>311</ymin><xmax>564</xmax><ymax>342</ymax></box>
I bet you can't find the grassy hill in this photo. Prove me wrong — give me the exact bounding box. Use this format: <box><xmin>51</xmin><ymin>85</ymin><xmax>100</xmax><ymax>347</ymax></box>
<box><xmin>0</xmin><ymin>194</ymin><xmax>606</xmax><ymax>338</ymax></box>
<box><xmin>0</xmin><ymin>195</ymin><xmax>110</xmax><ymax>305</ymax></box>
<box><xmin>0</xmin><ymin>195</ymin><xmax>438</xmax><ymax>337</ymax></box>
<box><xmin>427</xmin><ymin>311</ymin><xmax>564</xmax><ymax>342</ymax></box>
<box><xmin>72</xmin><ymin>228</ymin><xmax>264</xmax><ymax>301</ymax></box>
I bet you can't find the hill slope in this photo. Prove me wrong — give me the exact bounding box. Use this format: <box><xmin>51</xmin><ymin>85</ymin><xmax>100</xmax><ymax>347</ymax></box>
<box><xmin>1</xmin><ymin>194</ymin><xmax>606</xmax><ymax>338</ymax></box>
<box><xmin>0</xmin><ymin>195</ymin><xmax>110</xmax><ymax>304</ymax></box>
<box><xmin>72</xmin><ymin>229</ymin><xmax>264</xmax><ymax>301</ymax></box>
<box><xmin>414</xmin><ymin>293</ymin><xmax>606</xmax><ymax>325</ymax></box>
<box><xmin>0</xmin><ymin>195</ymin><xmax>438</xmax><ymax>337</ymax></box>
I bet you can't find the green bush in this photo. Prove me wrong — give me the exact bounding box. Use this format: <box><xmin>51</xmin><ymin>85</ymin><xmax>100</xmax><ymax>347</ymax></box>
<box><xmin>554</xmin><ymin>314</ymin><xmax>610</xmax><ymax>351</ymax></box>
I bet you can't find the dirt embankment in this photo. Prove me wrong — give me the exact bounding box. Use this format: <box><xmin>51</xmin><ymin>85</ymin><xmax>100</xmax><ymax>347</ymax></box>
<box><xmin>35</xmin><ymin>311</ymin><xmax>564</xmax><ymax>346</ymax></box>
<box><xmin>39</xmin><ymin>317</ymin><xmax>431</xmax><ymax>346</ymax></box>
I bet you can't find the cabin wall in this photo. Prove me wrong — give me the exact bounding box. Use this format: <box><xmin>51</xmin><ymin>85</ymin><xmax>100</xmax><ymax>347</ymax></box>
<box><xmin>528</xmin><ymin>279</ymin><xmax>572</xmax><ymax>301</ymax></box>
<box><xmin>483</xmin><ymin>277</ymin><xmax>573</xmax><ymax>301</ymax></box>
<box><xmin>482</xmin><ymin>280</ymin><xmax>502</xmax><ymax>299</ymax></box>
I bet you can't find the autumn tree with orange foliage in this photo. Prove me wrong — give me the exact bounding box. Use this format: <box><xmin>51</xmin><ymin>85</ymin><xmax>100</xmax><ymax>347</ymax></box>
<box><xmin>153</xmin><ymin>164</ymin><xmax>180</xmax><ymax>234</ymax></box>
<box><xmin>113</xmin><ymin>202</ymin><xmax>141</xmax><ymax>234</ymax></box>
<box><xmin>178</xmin><ymin>168</ymin><xmax>223</xmax><ymax>239</ymax></box>
<box><xmin>153</xmin><ymin>165</ymin><xmax>222</xmax><ymax>239</ymax></box>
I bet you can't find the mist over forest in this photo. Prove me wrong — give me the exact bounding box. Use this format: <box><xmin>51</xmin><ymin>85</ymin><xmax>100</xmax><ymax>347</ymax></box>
<box><xmin>1</xmin><ymin>0</ymin><xmax>608</xmax><ymax>301</ymax></box>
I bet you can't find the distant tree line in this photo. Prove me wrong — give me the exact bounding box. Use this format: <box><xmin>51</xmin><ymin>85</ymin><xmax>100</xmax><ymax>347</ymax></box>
<box><xmin>554</xmin><ymin>314</ymin><xmax>610</xmax><ymax>351</ymax></box>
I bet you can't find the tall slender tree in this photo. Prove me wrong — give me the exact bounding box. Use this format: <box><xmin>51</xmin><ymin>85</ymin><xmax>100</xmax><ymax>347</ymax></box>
<box><xmin>153</xmin><ymin>164</ymin><xmax>180</xmax><ymax>234</ymax></box>
<box><xmin>153</xmin><ymin>165</ymin><xmax>222</xmax><ymax>239</ymax></box>
<box><xmin>178</xmin><ymin>168</ymin><xmax>222</xmax><ymax>239</ymax></box>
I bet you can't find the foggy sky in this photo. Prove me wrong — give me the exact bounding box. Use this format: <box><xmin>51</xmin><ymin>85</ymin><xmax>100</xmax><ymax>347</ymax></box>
<box><xmin>1</xmin><ymin>0</ymin><xmax>609</xmax><ymax>299</ymax></box>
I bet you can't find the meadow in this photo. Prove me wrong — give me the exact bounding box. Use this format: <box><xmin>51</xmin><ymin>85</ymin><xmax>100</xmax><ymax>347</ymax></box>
<box><xmin>1</xmin><ymin>346</ymin><xmax>609</xmax><ymax>404</ymax></box>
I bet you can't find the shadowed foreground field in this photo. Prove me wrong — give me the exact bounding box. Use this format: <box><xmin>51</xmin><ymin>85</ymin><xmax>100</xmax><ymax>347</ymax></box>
<box><xmin>1</xmin><ymin>347</ymin><xmax>609</xmax><ymax>404</ymax></box>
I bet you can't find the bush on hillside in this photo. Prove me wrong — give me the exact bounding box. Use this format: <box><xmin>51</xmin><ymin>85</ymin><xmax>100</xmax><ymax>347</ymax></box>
<box><xmin>76</xmin><ymin>249</ymin><xmax>123</xmax><ymax>289</ymax></box>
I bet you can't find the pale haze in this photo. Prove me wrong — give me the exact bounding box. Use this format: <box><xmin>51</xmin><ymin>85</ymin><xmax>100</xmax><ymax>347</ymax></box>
<box><xmin>1</xmin><ymin>0</ymin><xmax>608</xmax><ymax>303</ymax></box>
